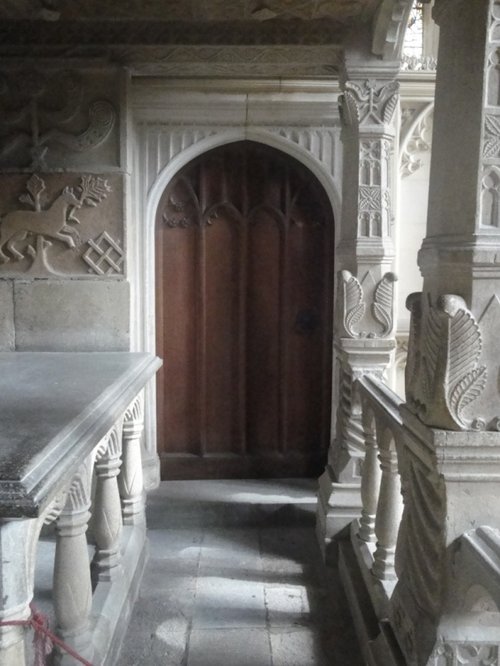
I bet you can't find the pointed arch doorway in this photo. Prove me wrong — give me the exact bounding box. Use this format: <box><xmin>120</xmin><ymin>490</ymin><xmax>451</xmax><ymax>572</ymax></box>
<box><xmin>155</xmin><ymin>141</ymin><xmax>334</xmax><ymax>479</ymax></box>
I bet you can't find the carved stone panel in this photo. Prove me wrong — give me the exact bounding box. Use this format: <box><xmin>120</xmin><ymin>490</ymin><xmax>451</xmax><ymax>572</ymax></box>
<box><xmin>0</xmin><ymin>173</ymin><xmax>124</xmax><ymax>277</ymax></box>
<box><xmin>0</xmin><ymin>67</ymin><xmax>122</xmax><ymax>170</ymax></box>
<box><xmin>337</xmin><ymin>269</ymin><xmax>398</xmax><ymax>338</ymax></box>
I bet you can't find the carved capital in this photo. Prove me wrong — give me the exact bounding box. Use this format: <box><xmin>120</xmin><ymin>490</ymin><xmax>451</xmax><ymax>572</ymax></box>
<box><xmin>337</xmin><ymin>269</ymin><xmax>397</xmax><ymax>338</ymax></box>
<box><xmin>94</xmin><ymin>422</ymin><xmax>123</xmax><ymax>478</ymax></box>
<box><xmin>339</xmin><ymin>79</ymin><xmax>399</xmax><ymax>130</ymax></box>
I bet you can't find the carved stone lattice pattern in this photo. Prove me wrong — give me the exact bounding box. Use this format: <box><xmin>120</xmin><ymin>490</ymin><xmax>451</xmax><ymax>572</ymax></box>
<box><xmin>337</xmin><ymin>270</ymin><xmax>397</xmax><ymax>339</ymax></box>
<box><xmin>357</xmin><ymin>138</ymin><xmax>392</xmax><ymax>237</ymax></box>
<box><xmin>83</xmin><ymin>231</ymin><xmax>124</xmax><ymax>276</ymax></box>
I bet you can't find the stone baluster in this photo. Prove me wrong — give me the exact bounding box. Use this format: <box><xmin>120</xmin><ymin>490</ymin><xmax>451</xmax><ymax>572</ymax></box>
<box><xmin>119</xmin><ymin>393</ymin><xmax>145</xmax><ymax>525</ymax></box>
<box><xmin>358</xmin><ymin>410</ymin><xmax>382</xmax><ymax>543</ymax></box>
<box><xmin>0</xmin><ymin>518</ymin><xmax>39</xmax><ymax>665</ymax></box>
<box><xmin>91</xmin><ymin>423</ymin><xmax>123</xmax><ymax>583</ymax></box>
<box><xmin>53</xmin><ymin>457</ymin><xmax>93</xmax><ymax>665</ymax></box>
<box><xmin>371</xmin><ymin>435</ymin><xmax>403</xmax><ymax>581</ymax></box>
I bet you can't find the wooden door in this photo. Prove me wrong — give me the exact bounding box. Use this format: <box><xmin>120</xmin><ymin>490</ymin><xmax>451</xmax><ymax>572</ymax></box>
<box><xmin>155</xmin><ymin>141</ymin><xmax>334</xmax><ymax>479</ymax></box>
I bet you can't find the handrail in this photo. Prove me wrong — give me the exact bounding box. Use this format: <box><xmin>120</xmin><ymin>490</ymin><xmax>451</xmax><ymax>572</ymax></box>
<box><xmin>0</xmin><ymin>352</ymin><xmax>161</xmax><ymax>666</ymax></box>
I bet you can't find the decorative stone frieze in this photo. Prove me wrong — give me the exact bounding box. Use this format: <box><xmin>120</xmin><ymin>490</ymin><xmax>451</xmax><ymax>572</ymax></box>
<box><xmin>0</xmin><ymin>173</ymin><xmax>124</xmax><ymax>277</ymax></box>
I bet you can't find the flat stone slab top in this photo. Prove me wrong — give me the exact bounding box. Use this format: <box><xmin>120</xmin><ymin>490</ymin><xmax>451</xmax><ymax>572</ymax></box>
<box><xmin>0</xmin><ymin>352</ymin><xmax>161</xmax><ymax>518</ymax></box>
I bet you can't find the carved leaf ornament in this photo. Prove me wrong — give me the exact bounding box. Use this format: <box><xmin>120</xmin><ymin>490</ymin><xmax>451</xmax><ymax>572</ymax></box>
<box><xmin>337</xmin><ymin>269</ymin><xmax>397</xmax><ymax>338</ymax></box>
<box><xmin>406</xmin><ymin>293</ymin><xmax>488</xmax><ymax>431</ymax></box>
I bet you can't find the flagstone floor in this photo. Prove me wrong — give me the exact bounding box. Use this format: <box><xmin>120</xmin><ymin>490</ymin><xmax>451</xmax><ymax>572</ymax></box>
<box><xmin>117</xmin><ymin>479</ymin><xmax>363</xmax><ymax>666</ymax></box>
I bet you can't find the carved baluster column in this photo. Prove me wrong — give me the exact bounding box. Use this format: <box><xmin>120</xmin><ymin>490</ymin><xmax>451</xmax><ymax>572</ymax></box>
<box><xmin>316</xmin><ymin>54</ymin><xmax>399</xmax><ymax>561</ymax></box>
<box><xmin>91</xmin><ymin>423</ymin><xmax>123</xmax><ymax>583</ymax></box>
<box><xmin>53</xmin><ymin>457</ymin><xmax>93</xmax><ymax>665</ymax></box>
<box><xmin>0</xmin><ymin>518</ymin><xmax>39</xmax><ymax>665</ymax></box>
<box><xmin>358</xmin><ymin>407</ymin><xmax>382</xmax><ymax>543</ymax></box>
<box><xmin>119</xmin><ymin>393</ymin><xmax>145</xmax><ymax>525</ymax></box>
<box><xmin>371</xmin><ymin>433</ymin><xmax>403</xmax><ymax>581</ymax></box>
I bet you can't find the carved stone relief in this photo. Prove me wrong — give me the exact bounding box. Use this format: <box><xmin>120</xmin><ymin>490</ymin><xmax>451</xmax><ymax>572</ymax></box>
<box><xmin>339</xmin><ymin>79</ymin><xmax>399</xmax><ymax>129</ymax></box>
<box><xmin>115</xmin><ymin>44</ymin><xmax>341</xmax><ymax>77</ymax></box>
<box><xmin>430</xmin><ymin>643</ymin><xmax>500</xmax><ymax>666</ymax></box>
<box><xmin>337</xmin><ymin>269</ymin><xmax>397</xmax><ymax>338</ymax></box>
<box><xmin>0</xmin><ymin>67</ymin><xmax>121</xmax><ymax>170</ymax></box>
<box><xmin>480</xmin><ymin>3</ymin><xmax>500</xmax><ymax>228</ymax></box>
<box><xmin>405</xmin><ymin>293</ymin><xmax>490</xmax><ymax>431</ymax></box>
<box><xmin>400</xmin><ymin>110</ymin><xmax>433</xmax><ymax>178</ymax></box>
<box><xmin>358</xmin><ymin>138</ymin><xmax>392</xmax><ymax>236</ymax></box>
<box><xmin>0</xmin><ymin>173</ymin><xmax>124</xmax><ymax>277</ymax></box>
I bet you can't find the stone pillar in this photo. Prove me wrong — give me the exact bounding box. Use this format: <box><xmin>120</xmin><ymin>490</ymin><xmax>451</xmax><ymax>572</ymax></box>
<box><xmin>316</xmin><ymin>52</ymin><xmax>399</xmax><ymax>561</ymax></box>
<box><xmin>91</xmin><ymin>424</ymin><xmax>123</xmax><ymax>583</ymax></box>
<box><xmin>0</xmin><ymin>518</ymin><xmax>38</xmax><ymax>665</ymax></box>
<box><xmin>119</xmin><ymin>393</ymin><xmax>145</xmax><ymax>525</ymax></box>
<box><xmin>53</xmin><ymin>458</ymin><xmax>93</xmax><ymax>665</ymax></box>
<box><xmin>391</xmin><ymin>2</ymin><xmax>500</xmax><ymax>664</ymax></box>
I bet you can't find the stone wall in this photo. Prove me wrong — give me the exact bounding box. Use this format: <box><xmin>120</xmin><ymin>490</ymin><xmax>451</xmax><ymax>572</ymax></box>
<box><xmin>0</xmin><ymin>64</ymin><xmax>129</xmax><ymax>351</ymax></box>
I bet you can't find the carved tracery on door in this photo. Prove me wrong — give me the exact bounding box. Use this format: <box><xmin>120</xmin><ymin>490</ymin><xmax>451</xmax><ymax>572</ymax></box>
<box><xmin>155</xmin><ymin>141</ymin><xmax>334</xmax><ymax>479</ymax></box>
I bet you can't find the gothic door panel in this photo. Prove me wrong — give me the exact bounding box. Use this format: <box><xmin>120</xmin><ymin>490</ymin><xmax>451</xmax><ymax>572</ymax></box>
<box><xmin>155</xmin><ymin>141</ymin><xmax>334</xmax><ymax>479</ymax></box>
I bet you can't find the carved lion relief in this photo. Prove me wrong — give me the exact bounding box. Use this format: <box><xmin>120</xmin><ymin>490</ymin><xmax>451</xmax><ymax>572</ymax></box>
<box><xmin>0</xmin><ymin>173</ymin><xmax>124</xmax><ymax>277</ymax></box>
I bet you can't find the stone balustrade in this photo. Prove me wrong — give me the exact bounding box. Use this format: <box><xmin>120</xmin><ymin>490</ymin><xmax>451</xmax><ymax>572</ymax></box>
<box><xmin>339</xmin><ymin>373</ymin><xmax>500</xmax><ymax>666</ymax></box>
<box><xmin>0</xmin><ymin>352</ymin><xmax>161</xmax><ymax>666</ymax></box>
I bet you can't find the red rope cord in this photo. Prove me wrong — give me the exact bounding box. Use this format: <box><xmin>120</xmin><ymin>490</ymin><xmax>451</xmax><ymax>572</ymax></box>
<box><xmin>0</xmin><ymin>603</ymin><xmax>93</xmax><ymax>666</ymax></box>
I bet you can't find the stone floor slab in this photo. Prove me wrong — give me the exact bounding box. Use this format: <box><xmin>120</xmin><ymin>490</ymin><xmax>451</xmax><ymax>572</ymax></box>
<box><xmin>187</xmin><ymin>628</ymin><xmax>272</xmax><ymax>666</ymax></box>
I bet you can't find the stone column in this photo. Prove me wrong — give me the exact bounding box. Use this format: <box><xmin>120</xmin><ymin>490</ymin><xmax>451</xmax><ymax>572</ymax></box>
<box><xmin>91</xmin><ymin>424</ymin><xmax>123</xmax><ymax>583</ymax></box>
<box><xmin>0</xmin><ymin>518</ymin><xmax>38</xmax><ymax>665</ymax></box>
<box><xmin>316</xmin><ymin>52</ymin><xmax>399</xmax><ymax>561</ymax></box>
<box><xmin>119</xmin><ymin>393</ymin><xmax>145</xmax><ymax>525</ymax></box>
<box><xmin>391</xmin><ymin>2</ymin><xmax>500</xmax><ymax>664</ymax></box>
<box><xmin>53</xmin><ymin>458</ymin><xmax>93</xmax><ymax>665</ymax></box>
